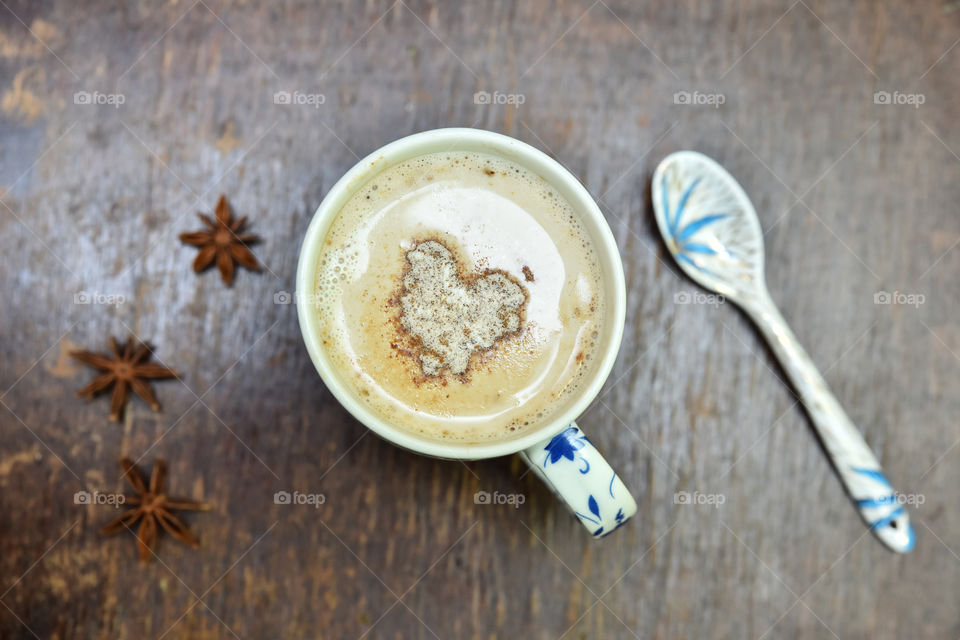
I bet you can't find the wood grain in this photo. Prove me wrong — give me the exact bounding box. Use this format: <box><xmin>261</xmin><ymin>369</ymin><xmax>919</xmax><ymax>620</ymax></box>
<box><xmin>1</xmin><ymin>1</ymin><xmax>957</xmax><ymax>638</ymax></box>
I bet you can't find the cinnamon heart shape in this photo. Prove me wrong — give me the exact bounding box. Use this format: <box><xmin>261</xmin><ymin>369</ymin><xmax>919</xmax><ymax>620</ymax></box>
<box><xmin>399</xmin><ymin>240</ymin><xmax>527</xmax><ymax>376</ymax></box>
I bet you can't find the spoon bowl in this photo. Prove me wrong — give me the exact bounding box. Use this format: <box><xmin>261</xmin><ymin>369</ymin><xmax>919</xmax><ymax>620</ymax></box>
<box><xmin>652</xmin><ymin>151</ymin><xmax>766</xmax><ymax>302</ymax></box>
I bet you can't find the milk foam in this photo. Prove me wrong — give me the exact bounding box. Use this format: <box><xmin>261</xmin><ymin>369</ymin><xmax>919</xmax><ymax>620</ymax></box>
<box><xmin>313</xmin><ymin>151</ymin><xmax>605</xmax><ymax>443</ymax></box>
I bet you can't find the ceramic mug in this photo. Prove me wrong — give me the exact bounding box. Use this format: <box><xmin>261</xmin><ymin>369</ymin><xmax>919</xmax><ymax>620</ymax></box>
<box><xmin>296</xmin><ymin>128</ymin><xmax>636</xmax><ymax>537</ymax></box>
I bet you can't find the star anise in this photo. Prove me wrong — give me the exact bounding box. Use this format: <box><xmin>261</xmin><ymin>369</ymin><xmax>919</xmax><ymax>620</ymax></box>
<box><xmin>71</xmin><ymin>336</ymin><xmax>178</xmax><ymax>421</ymax></box>
<box><xmin>101</xmin><ymin>457</ymin><xmax>210</xmax><ymax>562</ymax></box>
<box><xmin>179</xmin><ymin>194</ymin><xmax>260</xmax><ymax>286</ymax></box>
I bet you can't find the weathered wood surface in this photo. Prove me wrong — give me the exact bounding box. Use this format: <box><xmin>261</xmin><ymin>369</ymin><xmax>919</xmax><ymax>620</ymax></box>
<box><xmin>1</xmin><ymin>1</ymin><xmax>957</xmax><ymax>638</ymax></box>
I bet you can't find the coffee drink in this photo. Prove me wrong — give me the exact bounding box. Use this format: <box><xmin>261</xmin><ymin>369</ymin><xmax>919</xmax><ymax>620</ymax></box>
<box><xmin>311</xmin><ymin>150</ymin><xmax>606</xmax><ymax>442</ymax></box>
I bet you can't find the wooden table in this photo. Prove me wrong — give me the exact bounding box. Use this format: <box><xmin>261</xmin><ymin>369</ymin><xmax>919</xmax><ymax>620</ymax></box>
<box><xmin>1</xmin><ymin>1</ymin><xmax>957</xmax><ymax>638</ymax></box>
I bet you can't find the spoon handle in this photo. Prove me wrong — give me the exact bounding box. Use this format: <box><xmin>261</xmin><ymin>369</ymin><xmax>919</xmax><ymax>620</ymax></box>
<box><xmin>743</xmin><ymin>293</ymin><xmax>914</xmax><ymax>553</ymax></box>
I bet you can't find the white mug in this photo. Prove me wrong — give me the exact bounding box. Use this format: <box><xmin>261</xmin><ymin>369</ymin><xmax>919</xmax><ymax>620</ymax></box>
<box><xmin>296</xmin><ymin>128</ymin><xmax>636</xmax><ymax>536</ymax></box>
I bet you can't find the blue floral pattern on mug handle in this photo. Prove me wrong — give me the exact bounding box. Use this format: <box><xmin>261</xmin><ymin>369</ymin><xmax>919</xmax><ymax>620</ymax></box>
<box><xmin>520</xmin><ymin>422</ymin><xmax>637</xmax><ymax>538</ymax></box>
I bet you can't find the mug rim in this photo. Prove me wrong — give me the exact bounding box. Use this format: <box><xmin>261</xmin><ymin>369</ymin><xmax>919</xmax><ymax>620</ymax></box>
<box><xmin>296</xmin><ymin>127</ymin><xmax>626</xmax><ymax>460</ymax></box>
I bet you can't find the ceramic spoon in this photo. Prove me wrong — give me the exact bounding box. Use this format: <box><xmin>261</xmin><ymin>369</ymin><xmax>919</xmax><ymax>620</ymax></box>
<box><xmin>651</xmin><ymin>151</ymin><xmax>914</xmax><ymax>553</ymax></box>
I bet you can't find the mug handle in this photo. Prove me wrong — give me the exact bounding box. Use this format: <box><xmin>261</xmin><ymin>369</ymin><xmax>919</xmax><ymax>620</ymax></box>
<box><xmin>519</xmin><ymin>422</ymin><xmax>637</xmax><ymax>537</ymax></box>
